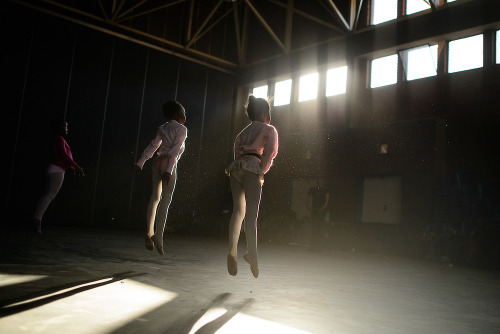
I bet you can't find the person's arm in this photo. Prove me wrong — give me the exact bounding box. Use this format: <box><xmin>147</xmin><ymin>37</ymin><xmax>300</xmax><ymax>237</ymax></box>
<box><xmin>133</xmin><ymin>129</ymin><xmax>162</xmax><ymax>171</ymax></box>
<box><xmin>164</xmin><ymin>126</ymin><xmax>188</xmax><ymax>175</ymax></box>
<box><xmin>260</xmin><ymin>125</ymin><xmax>279</xmax><ymax>175</ymax></box>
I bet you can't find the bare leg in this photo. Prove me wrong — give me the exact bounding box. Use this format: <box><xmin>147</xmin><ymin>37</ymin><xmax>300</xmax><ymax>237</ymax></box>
<box><xmin>34</xmin><ymin>172</ymin><xmax>65</xmax><ymax>220</ymax></box>
<box><xmin>154</xmin><ymin>167</ymin><xmax>177</xmax><ymax>241</ymax></box>
<box><xmin>145</xmin><ymin>170</ymin><xmax>162</xmax><ymax>238</ymax></box>
<box><xmin>228</xmin><ymin>172</ymin><xmax>245</xmax><ymax>257</ymax></box>
<box><xmin>241</xmin><ymin>172</ymin><xmax>262</xmax><ymax>277</ymax></box>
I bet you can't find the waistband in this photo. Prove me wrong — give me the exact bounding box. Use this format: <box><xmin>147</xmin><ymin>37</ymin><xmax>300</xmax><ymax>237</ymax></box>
<box><xmin>243</xmin><ymin>153</ymin><xmax>261</xmax><ymax>160</ymax></box>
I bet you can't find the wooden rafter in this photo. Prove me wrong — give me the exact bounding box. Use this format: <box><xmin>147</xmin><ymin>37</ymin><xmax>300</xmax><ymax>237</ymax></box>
<box><xmin>40</xmin><ymin>0</ymin><xmax>104</xmax><ymax>22</ymax></box>
<box><xmin>233</xmin><ymin>4</ymin><xmax>243</xmax><ymax>65</ymax></box>
<box><xmin>186</xmin><ymin>6</ymin><xmax>233</xmax><ymax>49</ymax></box>
<box><xmin>284</xmin><ymin>0</ymin><xmax>294</xmax><ymax>54</ymax></box>
<box><xmin>325</xmin><ymin>0</ymin><xmax>350</xmax><ymax>31</ymax></box>
<box><xmin>186</xmin><ymin>0</ymin><xmax>224</xmax><ymax>48</ymax></box>
<box><xmin>115</xmin><ymin>0</ymin><xmax>187</xmax><ymax>23</ymax></box>
<box><xmin>187</xmin><ymin>0</ymin><xmax>195</xmax><ymax>41</ymax></box>
<box><xmin>245</xmin><ymin>0</ymin><xmax>286</xmax><ymax>52</ymax></box>
<box><xmin>353</xmin><ymin>0</ymin><xmax>364</xmax><ymax>31</ymax></box>
<box><xmin>97</xmin><ymin>0</ymin><xmax>109</xmax><ymax>21</ymax></box>
<box><xmin>114</xmin><ymin>0</ymin><xmax>148</xmax><ymax>22</ymax></box>
<box><xmin>267</xmin><ymin>0</ymin><xmax>344</xmax><ymax>33</ymax></box>
<box><xmin>110</xmin><ymin>0</ymin><xmax>126</xmax><ymax>22</ymax></box>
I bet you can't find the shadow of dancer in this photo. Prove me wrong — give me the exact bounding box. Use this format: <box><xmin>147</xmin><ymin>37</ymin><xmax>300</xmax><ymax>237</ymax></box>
<box><xmin>192</xmin><ymin>297</ymin><xmax>255</xmax><ymax>334</ymax></box>
<box><xmin>0</xmin><ymin>271</ymin><xmax>143</xmax><ymax>318</ymax></box>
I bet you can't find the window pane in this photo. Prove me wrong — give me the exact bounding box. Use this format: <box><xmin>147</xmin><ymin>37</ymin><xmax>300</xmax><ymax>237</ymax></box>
<box><xmin>406</xmin><ymin>0</ymin><xmax>430</xmax><ymax>15</ymax></box>
<box><xmin>274</xmin><ymin>79</ymin><xmax>292</xmax><ymax>106</ymax></box>
<box><xmin>252</xmin><ymin>85</ymin><xmax>268</xmax><ymax>99</ymax></box>
<box><xmin>448</xmin><ymin>34</ymin><xmax>483</xmax><ymax>73</ymax></box>
<box><xmin>371</xmin><ymin>54</ymin><xmax>398</xmax><ymax>88</ymax></box>
<box><xmin>497</xmin><ymin>30</ymin><xmax>500</xmax><ymax>64</ymax></box>
<box><xmin>298</xmin><ymin>73</ymin><xmax>319</xmax><ymax>102</ymax></box>
<box><xmin>407</xmin><ymin>45</ymin><xmax>438</xmax><ymax>81</ymax></box>
<box><xmin>372</xmin><ymin>0</ymin><xmax>397</xmax><ymax>25</ymax></box>
<box><xmin>326</xmin><ymin>66</ymin><xmax>348</xmax><ymax>96</ymax></box>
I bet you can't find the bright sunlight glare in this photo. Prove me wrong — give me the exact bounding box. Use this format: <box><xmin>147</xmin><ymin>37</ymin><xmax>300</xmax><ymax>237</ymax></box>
<box><xmin>0</xmin><ymin>273</ymin><xmax>47</xmax><ymax>288</ymax></box>
<box><xmin>252</xmin><ymin>85</ymin><xmax>268</xmax><ymax>99</ymax></box>
<box><xmin>298</xmin><ymin>73</ymin><xmax>319</xmax><ymax>102</ymax></box>
<box><xmin>407</xmin><ymin>45</ymin><xmax>438</xmax><ymax>81</ymax></box>
<box><xmin>0</xmin><ymin>277</ymin><xmax>177</xmax><ymax>334</ymax></box>
<box><xmin>212</xmin><ymin>311</ymin><xmax>313</xmax><ymax>334</ymax></box>
<box><xmin>448</xmin><ymin>34</ymin><xmax>483</xmax><ymax>74</ymax></box>
<box><xmin>326</xmin><ymin>66</ymin><xmax>348</xmax><ymax>96</ymax></box>
<box><xmin>406</xmin><ymin>0</ymin><xmax>430</xmax><ymax>15</ymax></box>
<box><xmin>372</xmin><ymin>0</ymin><xmax>397</xmax><ymax>25</ymax></box>
<box><xmin>496</xmin><ymin>30</ymin><xmax>500</xmax><ymax>64</ymax></box>
<box><xmin>274</xmin><ymin>79</ymin><xmax>292</xmax><ymax>106</ymax></box>
<box><xmin>371</xmin><ymin>54</ymin><xmax>398</xmax><ymax>88</ymax></box>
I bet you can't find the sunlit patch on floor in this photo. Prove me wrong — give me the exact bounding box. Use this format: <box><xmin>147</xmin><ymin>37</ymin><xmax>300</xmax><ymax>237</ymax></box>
<box><xmin>187</xmin><ymin>307</ymin><xmax>313</xmax><ymax>334</ymax></box>
<box><xmin>0</xmin><ymin>278</ymin><xmax>177</xmax><ymax>334</ymax></box>
<box><xmin>0</xmin><ymin>273</ymin><xmax>47</xmax><ymax>288</ymax></box>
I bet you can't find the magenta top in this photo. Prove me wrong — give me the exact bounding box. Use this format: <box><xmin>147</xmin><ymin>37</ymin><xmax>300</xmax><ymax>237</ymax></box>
<box><xmin>51</xmin><ymin>135</ymin><xmax>79</xmax><ymax>170</ymax></box>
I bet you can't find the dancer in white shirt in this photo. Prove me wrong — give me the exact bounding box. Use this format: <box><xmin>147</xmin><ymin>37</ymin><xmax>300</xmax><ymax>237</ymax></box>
<box><xmin>131</xmin><ymin>101</ymin><xmax>187</xmax><ymax>255</ymax></box>
<box><xmin>225</xmin><ymin>95</ymin><xmax>279</xmax><ymax>278</ymax></box>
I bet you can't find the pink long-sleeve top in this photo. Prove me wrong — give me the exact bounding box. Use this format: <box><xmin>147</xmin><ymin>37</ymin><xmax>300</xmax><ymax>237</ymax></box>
<box><xmin>233</xmin><ymin>121</ymin><xmax>279</xmax><ymax>175</ymax></box>
<box><xmin>52</xmin><ymin>135</ymin><xmax>79</xmax><ymax>170</ymax></box>
<box><xmin>136</xmin><ymin>120</ymin><xmax>187</xmax><ymax>174</ymax></box>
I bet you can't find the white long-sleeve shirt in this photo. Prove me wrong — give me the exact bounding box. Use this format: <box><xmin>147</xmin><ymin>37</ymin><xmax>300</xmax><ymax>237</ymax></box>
<box><xmin>136</xmin><ymin>120</ymin><xmax>187</xmax><ymax>174</ymax></box>
<box><xmin>234</xmin><ymin>121</ymin><xmax>279</xmax><ymax>175</ymax></box>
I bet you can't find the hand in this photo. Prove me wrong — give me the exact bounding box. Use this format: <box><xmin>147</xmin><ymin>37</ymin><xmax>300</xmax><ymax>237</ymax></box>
<box><xmin>130</xmin><ymin>164</ymin><xmax>141</xmax><ymax>175</ymax></box>
<box><xmin>75</xmin><ymin>166</ymin><xmax>85</xmax><ymax>176</ymax></box>
<box><xmin>162</xmin><ymin>172</ymin><xmax>171</xmax><ymax>183</ymax></box>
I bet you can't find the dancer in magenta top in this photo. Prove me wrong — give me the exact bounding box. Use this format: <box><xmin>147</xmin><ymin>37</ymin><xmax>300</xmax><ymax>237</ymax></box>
<box><xmin>225</xmin><ymin>95</ymin><xmax>279</xmax><ymax>278</ymax></box>
<box><xmin>33</xmin><ymin>119</ymin><xmax>85</xmax><ymax>233</ymax></box>
<box><xmin>131</xmin><ymin>101</ymin><xmax>187</xmax><ymax>255</ymax></box>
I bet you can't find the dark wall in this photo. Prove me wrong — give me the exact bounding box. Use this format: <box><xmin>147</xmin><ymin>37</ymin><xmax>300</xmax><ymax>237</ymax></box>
<box><xmin>3</xmin><ymin>2</ymin><xmax>236</xmax><ymax>233</ymax></box>
<box><xmin>235</xmin><ymin>1</ymin><xmax>500</xmax><ymax>256</ymax></box>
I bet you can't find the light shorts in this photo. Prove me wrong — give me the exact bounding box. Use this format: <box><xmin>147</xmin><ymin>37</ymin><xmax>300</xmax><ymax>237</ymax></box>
<box><xmin>47</xmin><ymin>164</ymin><xmax>66</xmax><ymax>174</ymax></box>
<box><xmin>225</xmin><ymin>155</ymin><xmax>264</xmax><ymax>181</ymax></box>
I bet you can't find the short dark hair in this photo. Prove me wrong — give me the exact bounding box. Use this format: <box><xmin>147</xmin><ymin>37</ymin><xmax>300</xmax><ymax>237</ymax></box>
<box><xmin>162</xmin><ymin>101</ymin><xmax>186</xmax><ymax>123</ymax></box>
<box><xmin>246</xmin><ymin>95</ymin><xmax>270</xmax><ymax>121</ymax></box>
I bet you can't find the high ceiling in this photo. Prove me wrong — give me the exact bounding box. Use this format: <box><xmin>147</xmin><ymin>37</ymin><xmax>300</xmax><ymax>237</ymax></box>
<box><xmin>11</xmin><ymin>0</ymin><xmax>366</xmax><ymax>72</ymax></box>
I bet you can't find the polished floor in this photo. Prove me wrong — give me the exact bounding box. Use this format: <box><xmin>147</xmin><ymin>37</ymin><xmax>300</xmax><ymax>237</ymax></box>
<box><xmin>1</xmin><ymin>226</ymin><xmax>499</xmax><ymax>334</ymax></box>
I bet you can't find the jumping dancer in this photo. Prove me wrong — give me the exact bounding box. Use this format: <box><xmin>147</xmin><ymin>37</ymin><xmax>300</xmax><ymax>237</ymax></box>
<box><xmin>131</xmin><ymin>101</ymin><xmax>187</xmax><ymax>255</ymax></box>
<box><xmin>33</xmin><ymin>119</ymin><xmax>85</xmax><ymax>234</ymax></box>
<box><xmin>225</xmin><ymin>95</ymin><xmax>279</xmax><ymax>278</ymax></box>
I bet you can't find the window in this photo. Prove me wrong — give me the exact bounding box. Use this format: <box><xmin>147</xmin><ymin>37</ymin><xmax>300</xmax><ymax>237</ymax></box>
<box><xmin>447</xmin><ymin>0</ymin><xmax>456</xmax><ymax>2</ymax></box>
<box><xmin>406</xmin><ymin>0</ymin><xmax>430</xmax><ymax>15</ymax></box>
<box><xmin>370</xmin><ymin>54</ymin><xmax>398</xmax><ymax>88</ymax></box>
<box><xmin>404</xmin><ymin>45</ymin><xmax>438</xmax><ymax>81</ymax></box>
<box><xmin>448</xmin><ymin>34</ymin><xmax>483</xmax><ymax>73</ymax></box>
<box><xmin>372</xmin><ymin>0</ymin><xmax>397</xmax><ymax>25</ymax></box>
<box><xmin>326</xmin><ymin>66</ymin><xmax>348</xmax><ymax>96</ymax></box>
<box><xmin>497</xmin><ymin>30</ymin><xmax>500</xmax><ymax>64</ymax></box>
<box><xmin>298</xmin><ymin>73</ymin><xmax>319</xmax><ymax>102</ymax></box>
<box><xmin>252</xmin><ymin>85</ymin><xmax>268</xmax><ymax>99</ymax></box>
<box><xmin>274</xmin><ymin>79</ymin><xmax>292</xmax><ymax>106</ymax></box>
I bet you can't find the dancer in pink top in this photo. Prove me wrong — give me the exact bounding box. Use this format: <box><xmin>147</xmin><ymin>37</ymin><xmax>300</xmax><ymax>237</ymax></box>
<box><xmin>131</xmin><ymin>101</ymin><xmax>187</xmax><ymax>255</ymax></box>
<box><xmin>33</xmin><ymin>120</ymin><xmax>85</xmax><ymax>233</ymax></box>
<box><xmin>225</xmin><ymin>95</ymin><xmax>279</xmax><ymax>278</ymax></box>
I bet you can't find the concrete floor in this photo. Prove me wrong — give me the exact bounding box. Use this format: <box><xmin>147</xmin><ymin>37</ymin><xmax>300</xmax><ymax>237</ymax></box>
<box><xmin>1</xmin><ymin>226</ymin><xmax>500</xmax><ymax>334</ymax></box>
